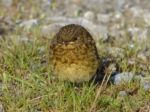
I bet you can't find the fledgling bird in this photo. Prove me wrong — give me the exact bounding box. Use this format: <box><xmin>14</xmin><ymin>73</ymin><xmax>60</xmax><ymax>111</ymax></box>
<box><xmin>49</xmin><ymin>24</ymin><xmax>99</xmax><ymax>83</ymax></box>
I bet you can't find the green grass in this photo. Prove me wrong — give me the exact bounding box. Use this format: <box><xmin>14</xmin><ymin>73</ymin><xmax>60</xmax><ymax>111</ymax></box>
<box><xmin>0</xmin><ymin>1</ymin><xmax>150</xmax><ymax>111</ymax></box>
<box><xmin>0</xmin><ymin>28</ymin><xmax>149</xmax><ymax>112</ymax></box>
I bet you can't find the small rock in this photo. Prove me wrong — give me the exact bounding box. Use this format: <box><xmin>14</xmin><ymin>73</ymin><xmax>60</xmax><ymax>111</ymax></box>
<box><xmin>15</xmin><ymin>20</ymin><xmax>24</xmax><ymax>25</ymax></box>
<box><xmin>130</xmin><ymin>6</ymin><xmax>144</xmax><ymax>17</ymax></box>
<box><xmin>106</xmin><ymin>47</ymin><xmax>125</xmax><ymax>58</ymax></box>
<box><xmin>143</xmin><ymin>84</ymin><xmax>150</xmax><ymax>92</ymax></box>
<box><xmin>0</xmin><ymin>84</ymin><xmax>5</xmax><ymax>90</ymax></box>
<box><xmin>127</xmin><ymin>59</ymin><xmax>135</xmax><ymax>65</ymax></box>
<box><xmin>86</xmin><ymin>24</ymin><xmax>108</xmax><ymax>41</ymax></box>
<box><xmin>2</xmin><ymin>0</ymin><xmax>12</xmax><ymax>7</ymax></box>
<box><xmin>40</xmin><ymin>23</ymin><xmax>66</xmax><ymax>39</ymax></box>
<box><xmin>143</xmin><ymin>12</ymin><xmax>150</xmax><ymax>26</ymax></box>
<box><xmin>38</xmin><ymin>46</ymin><xmax>46</xmax><ymax>55</ymax></box>
<box><xmin>46</xmin><ymin>17</ymin><xmax>93</xmax><ymax>25</ymax></box>
<box><xmin>110</xmin><ymin>72</ymin><xmax>134</xmax><ymax>85</ymax></box>
<box><xmin>42</xmin><ymin>1</ymin><xmax>52</xmax><ymax>9</ymax></box>
<box><xmin>127</xmin><ymin>43</ymin><xmax>134</xmax><ymax>48</ymax></box>
<box><xmin>119</xmin><ymin>91</ymin><xmax>127</xmax><ymax>96</ymax></box>
<box><xmin>97</xmin><ymin>13</ymin><xmax>110</xmax><ymax>23</ymax></box>
<box><xmin>83</xmin><ymin>11</ymin><xmax>94</xmax><ymax>22</ymax></box>
<box><xmin>20</xmin><ymin>19</ymin><xmax>38</xmax><ymax>30</ymax></box>
<box><xmin>128</xmin><ymin>27</ymin><xmax>148</xmax><ymax>43</ymax></box>
<box><xmin>0</xmin><ymin>104</ymin><xmax>5</xmax><ymax>112</ymax></box>
<box><xmin>117</xmin><ymin>0</ymin><xmax>125</xmax><ymax>10</ymax></box>
<box><xmin>136</xmin><ymin>29</ymin><xmax>148</xmax><ymax>43</ymax></box>
<box><xmin>108</xmin><ymin>29</ymin><xmax>126</xmax><ymax>43</ymax></box>
<box><xmin>128</xmin><ymin>27</ymin><xmax>139</xmax><ymax>34</ymax></box>
<box><xmin>114</xmin><ymin>11</ymin><xmax>122</xmax><ymax>19</ymax></box>
<box><xmin>135</xmin><ymin>76</ymin><xmax>145</xmax><ymax>86</ymax></box>
<box><xmin>137</xmin><ymin>52</ymin><xmax>147</xmax><ymax>61</ymax></box>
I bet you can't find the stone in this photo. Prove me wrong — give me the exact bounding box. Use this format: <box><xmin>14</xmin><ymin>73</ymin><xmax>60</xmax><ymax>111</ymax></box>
<box><xmin>110</xmin><ymin>72</ymin><xmax>134</xmax><ymax>85</ymax></box>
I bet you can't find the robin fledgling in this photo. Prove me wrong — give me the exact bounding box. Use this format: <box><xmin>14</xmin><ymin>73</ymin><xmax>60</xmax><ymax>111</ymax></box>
<box><xmin>49</xmin><ymin>24</ymin><xmax>99</xmax><ymax>83</ymax></box>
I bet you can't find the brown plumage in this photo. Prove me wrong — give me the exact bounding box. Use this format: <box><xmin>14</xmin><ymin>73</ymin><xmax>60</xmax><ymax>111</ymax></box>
<box><xmin>49</xmin><ymin>24</ymin><xmax>99</xmax><ymax>83</ymax></box>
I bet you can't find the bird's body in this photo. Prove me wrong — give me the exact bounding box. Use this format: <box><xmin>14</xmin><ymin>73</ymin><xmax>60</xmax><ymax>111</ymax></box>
<box><xmin>49</xmin><ymin>24</ymin><xmax>99</xmax><ymax>83</ymax></box>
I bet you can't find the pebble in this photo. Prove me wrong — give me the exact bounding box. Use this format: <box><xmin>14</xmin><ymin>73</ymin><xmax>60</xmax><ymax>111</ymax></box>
<box><xmin>119</xmin><ymin>91</ymin><xmax>127</xmax><ymax>96</ymax></box>
<box><xmin>42</xmin><ymin>1</ymin><xmax>52</xmax><ymax>9</ymax></box>
<box><xmin>20</xmin><ymin>19</ymin><xmax>38</xmax><ymax>30</ymax></box>
<box><xmin>128</xmin><ymin>27</ymin><xmax>148</xmax><ymax>43</ymax></box>
<box><xmin>0</xmin><ymin>104</ymin><xmax>5</xmax><ymax>112</ymax></box>
<box><xmin>97</xmin><ymin>13</ymin><xmax>110</xmax><ymax>23</ymax></box>
<box><xmin>143</xmin><ymin>84</ymin><xmax>150</xmax><ymax>92</ymax></box>
<box><xmin>111</xmin><ymin>74</ymin><xmax>150</xmax><ymax>96</ymax></box>
<box><xmin>117</xmin><ymin>0</ymin><xmax>125</xmax><ymax>10</ymax></box>
<box><xmin>86</xmin><ymin>24</ymin><xmax>108</xmax><ymax>41</ymax></box>
<box><xmin>106</xmin><ymin>47</ymin><xmax>125</xmax><ymax>58</ymax></box>
<box><xmin>2</xmin><ymin>0</ymin><xmax>12</xmax><ymax>7</ymax></box>
<box><xmin>130</xmin><ymin>6</ymin><xmax>144</xmax><ymax>17</ymax></box>
<box><xmin>40</xmin><ymin>22</ymin><xmax>67</xmax><ymax>39</ymax></box>
<box><xmin>110</xmin><ymin>72</ymin><xmax>134</xmax><ymax>85</ymax></box>
<box><xmin>137</xmin><ymin>52</ymin><xmax>147</xmax><ymax>61</ymax></box>
<box><xmin>114</xmin><ymin>11</ymin><xmax>122</xmax><ymax>19</ymax></box>
<box><xmin>143</xmin><ymin>12</ymin><xmax>150</xmax><ymax>26</ymax></box>
<box><xmin>83</xmin><ymin>11</ymin><xmax>94</xmax><ymax>22</ymax></box>
<box><xmin>38</xmin><ymin>46</ymin><xmax>46</xmax><ymax>55</ymax></box>
<box><xmin>135</xmin><ymin>75</ymin><xmax>146</xmax><ymax>86</ymax></box>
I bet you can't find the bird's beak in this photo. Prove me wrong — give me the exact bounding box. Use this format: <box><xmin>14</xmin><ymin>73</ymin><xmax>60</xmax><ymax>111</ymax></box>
<box><xmin>63</xmin><ymin>41</ymin><xmax>68</xmax><ymax>45</ymax></box>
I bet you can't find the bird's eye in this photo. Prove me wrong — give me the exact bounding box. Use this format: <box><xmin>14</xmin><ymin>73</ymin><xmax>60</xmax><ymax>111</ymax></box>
<box><xmin>74</xmin><ymin>37</ymin><xmax>78</xmax><ymax>41</ymax></box>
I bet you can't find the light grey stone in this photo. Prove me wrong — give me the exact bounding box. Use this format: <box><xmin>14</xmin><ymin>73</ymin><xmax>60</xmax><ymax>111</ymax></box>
<box><xmin>0</xmin><ymin>104</ymin><xmax>5</xmax><ymax>112</ymax></box>
<box><xmin>2</xmin><ymin>0</ymin><xmax>12</xmax><ymax>7</ymax></box>
<box><xmin>83</xmin><ymin>11</ymin><xmax>94</xmax><ymax>22</ymax></box>
<box><xmin>110</xmin><ymin>72</ymin><xmax>134</xmax><ymax>85</ymax></box>
<box><xmin>20</xmin><ymin>19</ymin><xmax>38</xmax><ymax>30</ymax></box>
<box><xmin>119</xmin><ymin>91</ymin><xmax>127</xmax><ymax>96</ymax></box>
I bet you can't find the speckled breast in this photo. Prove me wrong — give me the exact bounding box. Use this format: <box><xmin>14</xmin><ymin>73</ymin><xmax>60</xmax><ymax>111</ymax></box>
<box><xmin>49</xmin><ymin>42</ymin><xmax>98</xmax><ymax>83</ymax></box>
